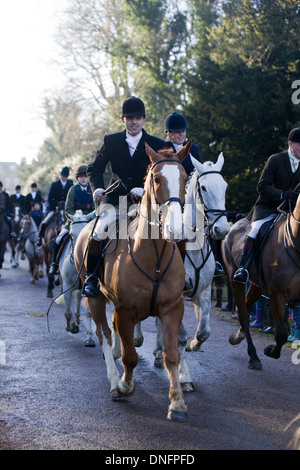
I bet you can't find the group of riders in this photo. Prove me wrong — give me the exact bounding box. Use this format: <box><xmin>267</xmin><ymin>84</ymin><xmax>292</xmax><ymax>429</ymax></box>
<box><xmin>2</xmin><ymin>96</ymin><xmax>300</xmax><ymax>340</ymax></box>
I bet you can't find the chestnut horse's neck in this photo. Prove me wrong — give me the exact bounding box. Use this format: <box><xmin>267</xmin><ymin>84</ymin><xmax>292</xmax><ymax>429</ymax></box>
<box><xmin>134</xmin><ymin>172</ymin><xmax>161</xmax><ymax>248</ymax></box>
<box><xmin>285</xmin><ymin>195</ymin><xmax>300</xmax><ymax>253</ymax></box>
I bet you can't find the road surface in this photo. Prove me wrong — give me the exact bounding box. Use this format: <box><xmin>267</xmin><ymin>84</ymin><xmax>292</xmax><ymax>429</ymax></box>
<box><xmin>0</xmin><ymin>252</ymin><xmax>299</xmax><ymax>452</ymax></box>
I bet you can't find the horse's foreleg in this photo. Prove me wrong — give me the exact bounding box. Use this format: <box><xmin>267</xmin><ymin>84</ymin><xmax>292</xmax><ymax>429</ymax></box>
<box><xmin>264</xmin><ymin>291</ymin><xmax>288</xmax><ymax>359</ymax></box>
<box><xmin>160</xmin><ymin>301</ymin><xmax>187</xmax><ymax>421</ymax></box>
<box><xmin>113</xmin><ymin>308</ymin><xmax>137</xmax><ymax>397</ymax></box>
<box><xmin>230</xmin><ymin>281</ymin><xmax>262</xmax><ymax>370</ymax></box>
<box><xmin>88</xmin><ymin>295</ymin><xmax>120</xmax><ymax>397</ymax></box>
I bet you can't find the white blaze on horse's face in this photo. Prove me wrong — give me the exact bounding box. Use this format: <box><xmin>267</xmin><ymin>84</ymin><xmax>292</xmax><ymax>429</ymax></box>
<box><xmin>159</xmin><ymin>164</ymin><xmax>184</xmax><ymax>242</ymax></box>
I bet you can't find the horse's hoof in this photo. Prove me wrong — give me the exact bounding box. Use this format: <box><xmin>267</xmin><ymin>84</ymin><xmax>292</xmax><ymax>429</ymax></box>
<box><xmin>47</xmin><ymin>291</ymin><xmax>53</xmax><ymax>298</ymax></box>
<box><xmin>85</xmin><ymin>339</ymin><xmax>96</xmax><ymax>347</ymax></box>
<box><xmin>185</xmin><ymin>337</ymin><xmax>200</xmax><ymax>352</ymax></box>
<box><xmin>117</xmin><ymin>382</ymin><xmax>135</xmax><ymax>397</ymax></box>
<box><xmin>167</xmin><ymin>410</ymin><xmax>188</xmax><ymax>422</ymax></box>
<box><xmin>134</xmin><ymin>337</ymin><xmax>144</xmax><ymax>347</ymax></box>
<box><xmin>229</xmin><ymin>333</ymin><xmax>245</xmax><ymax>345</ymax></box>
<box><xmin>181</xmin><ymin>382</ymin><xmax>195</xmax><ymax>393</ymax></box>
<box><xmin>154</xmin><ymin>355</ymin><xmax>164</xmax><ymax>369</ymax></box>
<box><xmin>70</xmin><ymin>326</ymin><xmax>79</xmax><ymax>334</ymax></box>
<box><xmin>248</xmin><ymin>359</ymin><xmax>262</xmax><ymax>370</ymax></box>
<box><xmin>111</xmin><ymin>389</ymin><xmax>125</xmax><ymax>401</ymax></box>
<box><xmin>264</xmin><ymin>345</ymin><xmax>280</xmax><ymax>359</ymax></box>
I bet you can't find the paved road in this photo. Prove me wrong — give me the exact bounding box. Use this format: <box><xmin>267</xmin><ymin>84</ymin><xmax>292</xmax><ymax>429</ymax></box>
<box><xmin>0</xmin><ymin>251</ymin><xmax>299</xmax><ymax>451</ymax></box>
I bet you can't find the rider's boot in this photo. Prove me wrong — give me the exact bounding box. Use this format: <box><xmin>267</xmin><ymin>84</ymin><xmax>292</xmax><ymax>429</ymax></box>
<box><xmin>82</xmin><ymin>238</ymin><xmax>102</xmax><ymax>298</ymax></box>
<box><xmin>233</xmin><ymin>236</ymin><xmax>256</xmax><ymax>284</ymax></box>
<box><xmin>49</xmin><ymin>242</ymin><xmax>60</xmax><ymax>278</ymax></box>
<box><xmin>36</xmin><ymin>222</ymin><xmax>46</xmax><ymax>247</ymax></box>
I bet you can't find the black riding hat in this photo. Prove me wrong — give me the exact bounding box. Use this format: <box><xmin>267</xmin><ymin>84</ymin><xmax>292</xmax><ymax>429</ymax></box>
<box><xmin>122</xmin><ymin>96</ymin><xmax>146</xmax><ymax>117</ymax></box>
<box><xmin>76</xmin><ymin>164</ymin><xmax>88</xmax><ymax>178</ymax></box>
<box><xmin>164</xmin><ymin>112</ymin><xmax>188</xmax><ymax>132</ymax></box>
<box><xmin>289</xmin><ymin>127</ymin><xmax>300</xmax><ymax>143</ymax></box>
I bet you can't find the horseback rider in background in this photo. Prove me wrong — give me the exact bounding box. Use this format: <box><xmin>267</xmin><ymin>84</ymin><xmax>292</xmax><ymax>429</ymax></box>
<box><xmin>48</xmin><ymin>164</ymin><xmax>94</xmax><ymax>278</ymax></box>
<box><xmin>0</xmin><ymin>181</ymin><xmax>16</xmax><ymax>239</ymax></box>
<box><xmin>233</xmin><ymin>127</ymin><xmax>300</xmax><ymax>285</ymax></box>
<box><xmin>36</xmin><ymin>167</ymin><xmax>73</xmax><ymax>247</ymax></box>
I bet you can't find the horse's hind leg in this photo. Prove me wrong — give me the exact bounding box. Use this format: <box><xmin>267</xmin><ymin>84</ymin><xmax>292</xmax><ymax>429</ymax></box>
<box><xmin>134</xmin><ymin>321</ymin><xmax>143</xmax><ymax>347</ymax></box>
<box><xmin>160</xmin><ymin>301</ymin><xmax>187</xmax><ymax>421</ymax></box>
<box><xmin>113</xmin><ymin>308</ymin><xmax>137</xmax><ymax>397</ymax></box>
<box><xmin>88</xmin><ymin>294</ymin><xmax>120</xmax><ymax>397</ymax></box>
<box><xmin>186</xmin><ymin>286</ymin><xmax>211</xmax><ymax>352</ymax></box>
<box><xmin>264</xmin><ymin>291</ymin><xmax>288</xmax><ymax>359</ymax></box>
<box><xmin>178</xmin><ymin>322</ymin><xmax>194</xmax><ymax>392</ymax></box>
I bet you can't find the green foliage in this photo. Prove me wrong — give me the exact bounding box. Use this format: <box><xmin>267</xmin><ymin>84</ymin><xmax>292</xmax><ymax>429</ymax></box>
<box><xmin>24</xmin><ymin>0</ymin><xmax>300</xmax><ymax>213</ymax></box>
<box><xmin>185</xmin><ymin>0</ymin><xmax>300</xmax><ymax>214</ymax></box>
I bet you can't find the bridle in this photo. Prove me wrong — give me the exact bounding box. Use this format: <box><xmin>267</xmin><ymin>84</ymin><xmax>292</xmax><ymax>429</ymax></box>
<box><xmin>184</xmin><ymin>169</ymin><xmax>227</xmax><ymax>297</ymax></box>
<box><xmin>150</xmin><ymin>158</ymin><xmax>185</xmax><ymax>210</ymax></box>
<box><xmin>194</xmin><ymin>169</ymin><xmax>228</xmax><ymax>237</ymax></box>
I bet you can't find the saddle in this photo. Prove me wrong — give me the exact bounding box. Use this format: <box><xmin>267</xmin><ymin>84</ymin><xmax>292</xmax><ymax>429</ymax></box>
<box><xmin>57</xmin><ymin>233</ymin><xmax>71</xmax><ymax>262</ymax></box>
<box><xmin>253</xmin><ymin>214</ymin><xmax>285</xmax><ymax>284</ymax></box>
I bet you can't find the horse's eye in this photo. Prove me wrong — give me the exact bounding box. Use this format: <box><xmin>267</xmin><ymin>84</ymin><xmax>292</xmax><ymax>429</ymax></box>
<box><xmin>155</xmin><ymin>177</ymin><xmax>160</xmax><ymax>184</ymax></box>
<box><xmin>201</xmin><ymin>185</ymin><xmax>207</xmax><ymax>192</ymax></box>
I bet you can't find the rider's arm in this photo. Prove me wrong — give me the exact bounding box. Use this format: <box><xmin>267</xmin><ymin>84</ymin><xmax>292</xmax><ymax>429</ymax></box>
<box><xmin>87</xmin><ymin>138</ymin><xmax>110</xmax><ymax>192</ymax></box>
<box><xmin>64</xmin><ymin>186</ymin><xmax>76</xmax><ymax>216</ymax></box>
<box><xmin>257</xmin><ymin>154</ymin><xmax>284</xmax><ymax>201</ymax></box>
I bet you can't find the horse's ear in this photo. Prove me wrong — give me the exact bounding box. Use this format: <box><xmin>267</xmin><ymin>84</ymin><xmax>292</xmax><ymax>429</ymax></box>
<box><xmin>190</xmin><ymin>155</ymin><xmax>204</xmax><ymax>174</ymax></box>
<box><xmin>145</xmin><ymin>142</ymin><xmax>160</xmax><ymax>164</ymax></box>
<box><xmin>176</xmin><ymin>139</ymin><xmax>192</xmax><ymax>162</ymax></box>
<box><xmin>215</xmin><ymin>152</ymin><xmax>224</xmax><ymax>171</ymax></box>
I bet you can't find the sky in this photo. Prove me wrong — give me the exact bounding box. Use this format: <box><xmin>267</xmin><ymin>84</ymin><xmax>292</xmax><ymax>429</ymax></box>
<box><xmin>0</xmin><ymin>0</ymin><xmax>67</xmax><ymax>165</ymax></box>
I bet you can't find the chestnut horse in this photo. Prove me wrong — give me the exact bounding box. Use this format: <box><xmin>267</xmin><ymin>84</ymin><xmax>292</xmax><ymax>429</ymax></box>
<box><xmin>74</xmin><ymin>141</ymin><xmax>191</xmax><ymax>421</ymax></box>
<box><xmin>221</xmin><ymin>196</ymin><xmax>300</xmax><ymax>370</ymax></box>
